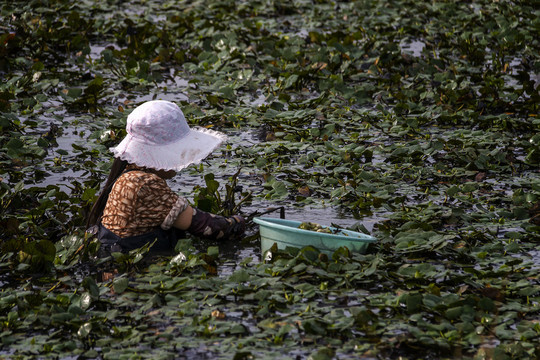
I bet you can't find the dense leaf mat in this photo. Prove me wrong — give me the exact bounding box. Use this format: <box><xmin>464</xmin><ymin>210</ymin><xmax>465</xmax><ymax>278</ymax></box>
<box><xmin>1</xmin><ymin>0</ymin><xmax>539</xmax><ymax>358</ymax></box>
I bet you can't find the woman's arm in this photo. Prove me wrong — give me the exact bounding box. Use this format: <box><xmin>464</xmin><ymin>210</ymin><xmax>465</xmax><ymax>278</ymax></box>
<box><xmin>173</xmin><ymin>205</ymin><xmax>194</xmax><ymax>230</ymax></box>
<box><xmin>173</xmin><ymin>206</ymin><xmax>245</xmax><ymax>240</ymax></box>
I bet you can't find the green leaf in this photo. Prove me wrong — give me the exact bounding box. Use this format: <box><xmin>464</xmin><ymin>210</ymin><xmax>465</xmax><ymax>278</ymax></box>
<box><xmin>302</xmin><ymin>319</ymin><xmax>327</xmax><ymax>335</ymax></box>
<box><xmin>82</xmin><ymin>277</ymin><xmax>100</xmax><ymax>299</ymax></box>
<box><xmin>207</xmin><ymin>246</ymin><xmax>219</xmax><ymax>258</ymax></box>
<box><xmin>229</xmin><ymin>269</ymin><xmax>250</xmax><ymax>283</ymax></box>
<box><xmin>283</xmin><ymin>74</ymin><xmax>299</xmax><ymax>89</ymax></box>
<box><xmin>65</xmin><ymin>87</ymin><xmax>82</xmax><ymax>99</ymax></box>
<box><xmin>113</xmin><ymin>277</ymin><xmax>129</xmax><ymax>294</ymax></box>
<box><xmin>6</xmin><ymin>138</ymin><xmax>24</xmax><ymax>150</ymax></box>
<box><xmin>80</xmin><ymin>292</ymin><xmax>92</xmax><ymax>310</ymax></box>
<box><xmin>405</xmin><ymin>293</ymin><xmax>423</xmax><ymax>313</ymax></box>
<box><xmin>35</xmin><ymin>240</ymin><xmax>56</xmax><ymax>262</ymax></box>
<box><xmin>77</xmin><ymin>322</ymin><xmax>92</xmax><ymax>337</ymax></box>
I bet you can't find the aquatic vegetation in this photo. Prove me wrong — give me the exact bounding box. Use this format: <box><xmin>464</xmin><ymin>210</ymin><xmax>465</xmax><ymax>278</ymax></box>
<box><xmin>1</xmin><ymin>0</ymin><xmax>539</xmax><ymax>358</ymax></box>
<box><xmin>299</xmin><ymin>222</ymin><xmax>334</xmax><ymax>234</ymax></box>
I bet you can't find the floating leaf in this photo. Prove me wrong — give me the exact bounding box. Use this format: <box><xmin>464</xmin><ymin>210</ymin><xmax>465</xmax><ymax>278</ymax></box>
<box><xmin>113</xmin><ymin>277</ymin><xmax>129</xmax><ymax>294</ymax></box>
<box><xmin>77</xmin><ymin>322</ymin><xmax>92</xmax><ymax>338</ymax></box>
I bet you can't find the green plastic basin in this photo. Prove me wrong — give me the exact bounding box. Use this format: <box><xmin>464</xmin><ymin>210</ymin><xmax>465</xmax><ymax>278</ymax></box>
<box><xmin>254</xmin><ymin>217</ymin><xmax>377</xmax><ymax>255</ymax></box>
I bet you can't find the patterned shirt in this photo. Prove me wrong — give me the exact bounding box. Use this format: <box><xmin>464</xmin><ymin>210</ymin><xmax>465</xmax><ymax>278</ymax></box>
<box><xmin>101</xmin><ymin>166</ymin><xmax>188</xmax><ymax>238</ymax></box>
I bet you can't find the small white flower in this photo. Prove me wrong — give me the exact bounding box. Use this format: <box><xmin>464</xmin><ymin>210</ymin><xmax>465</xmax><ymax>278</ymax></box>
<box><xmin>100</xmin><ymin>130</ymin><xmax>112</xmax><ymax>141</ymax></box>
<box><xmin>32</xmin><ymin>72</ymin><xmax>41</xmax><ymax>82</ymax></box>
<box><xmin>170</xmin><ymin>252</ymin><xmax>186</xmax><ymax>265</ymax></box>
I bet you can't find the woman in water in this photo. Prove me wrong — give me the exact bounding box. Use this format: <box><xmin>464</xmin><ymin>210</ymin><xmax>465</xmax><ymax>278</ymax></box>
<box><xmin>87</xmin><ymin>100</ymin><xmax>245</xmax><ymax>253</ymax></box>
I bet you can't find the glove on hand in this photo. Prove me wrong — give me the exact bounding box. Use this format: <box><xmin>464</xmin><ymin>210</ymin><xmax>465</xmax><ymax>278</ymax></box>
<box><xmin>230</xmin><ymin>215</ymin><xmax>246</xmax><ymax>238</ymax></box>
<box><xmin>188</xmin><ymin>208</ymin><xmax>245</xmax><ymax>240</ymax></box>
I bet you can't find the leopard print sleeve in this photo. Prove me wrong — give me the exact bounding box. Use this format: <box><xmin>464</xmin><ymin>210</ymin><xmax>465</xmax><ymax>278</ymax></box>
<box><xmin>103</xmin><ymin>170</ymin><xmax>184</xmax><ymax>237</ymax></box>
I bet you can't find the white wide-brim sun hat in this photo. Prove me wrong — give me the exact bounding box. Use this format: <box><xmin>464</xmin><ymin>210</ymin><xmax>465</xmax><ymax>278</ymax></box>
<box><xmin>110</xmin><ymin>100</ymin><xmax>227</xmax><ymax>171</ymax></box>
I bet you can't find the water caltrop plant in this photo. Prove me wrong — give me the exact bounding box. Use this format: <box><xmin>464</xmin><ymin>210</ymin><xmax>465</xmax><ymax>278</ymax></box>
<box><xmin>1</xmin><ymin>0</ymin><xmax>539</xmax><ymax>359</ymax></box>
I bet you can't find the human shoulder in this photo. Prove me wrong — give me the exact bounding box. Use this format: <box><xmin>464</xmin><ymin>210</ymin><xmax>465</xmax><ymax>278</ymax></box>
<box><xmin>112</xmin><ymin>169</ymin><xmax>168</xmax><ymax>196</ymax></box>
<box><xmin>121</xmin><ymin>170</ymin><xmax>163</xmax><ymax>183</ymax></box>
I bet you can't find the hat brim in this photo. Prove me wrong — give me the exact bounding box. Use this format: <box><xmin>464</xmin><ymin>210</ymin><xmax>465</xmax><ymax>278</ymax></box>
<box><xmin>110</xmin><ymin>127</ymin><xmax>227</xmax><ymax>171</ymax></box>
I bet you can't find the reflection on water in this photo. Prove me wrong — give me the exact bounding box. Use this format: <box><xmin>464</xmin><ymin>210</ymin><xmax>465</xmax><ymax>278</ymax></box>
<box><xmin>219</xmin><ymin>246</ymin><xmax>260</xmax><ymax>277</ymax></box>
<box><xmin>399</xmin><ymin>39</ymin><xmax>425</xmax><ymax>57</ymax></box>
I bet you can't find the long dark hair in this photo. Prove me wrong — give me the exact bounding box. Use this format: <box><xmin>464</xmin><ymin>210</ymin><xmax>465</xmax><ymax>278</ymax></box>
<box><xmin>86</xmin><ymin>158</ymin><xmax>128</xmax><ymax>228</ymax></box>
